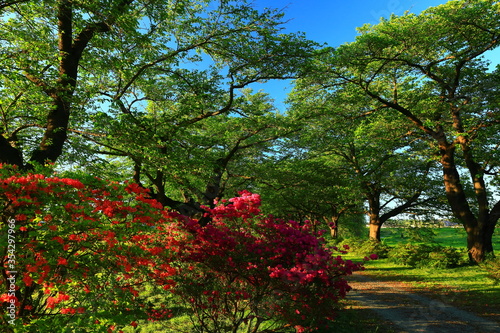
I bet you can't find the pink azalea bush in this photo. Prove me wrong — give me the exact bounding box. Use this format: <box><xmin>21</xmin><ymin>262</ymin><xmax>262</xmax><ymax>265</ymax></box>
<box><xmin>0</xmin><ymin>165</ymin><xmax>364</xmax><ymax>333</ymax></box>
<box><xmin>167</xmin><ymin>190</ymin><xmax>364</xmax><ymax>332</ymax></box>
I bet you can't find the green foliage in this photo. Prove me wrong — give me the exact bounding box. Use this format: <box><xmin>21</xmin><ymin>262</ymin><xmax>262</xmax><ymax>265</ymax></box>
<box><xmin>389</xmin><ymin>243</ymin><xmax>435</xmax><ymax>267</ymax></box>
<box><xmin>288</xmin><ymin>27</ymin><xmax>447</xmax><ymax>242</ymax></box>
<box><xmin>388</xmin><ymin>243</ymin><xmax>466</xmax><ymax>268</ymax></box>
<box><xmin>425</xmin><ymin>247</ymin><xmax>468</xmax><ymax>269</ymax></box>
<box><xmin>401</xmin><ymin>227</ymin><xmax>437</xmax><ymax>243</ymax></box>
<box><xmin>291</xmin><ymin>0</ymin><xmax>500</xmax><ymax>261</ymax></box>
<box><xmin>480</xmin><ymin>255</ymin><xmax>500</xmax><ymax>284</ymax></box>
<box><xmin>337</xmin><ymin>213</ymin><xmax>366</xmax><ymax>240</ymax></box>
<box><xmin>339</xmin><ymin>239</ymin><xmax>391</xmax><ymax>259</ymax></box>
<box><xmin>254</xmin><ymin>156</ymin><xmax>363</xmax><ymax>233</ymax></box>
<box><xmin>0</xmin><ymin>0</ymin><xmax>319</xmax><ymax>213</ymax></box>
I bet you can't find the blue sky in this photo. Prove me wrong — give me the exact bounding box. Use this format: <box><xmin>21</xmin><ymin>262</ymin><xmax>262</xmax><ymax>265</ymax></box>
<box><xmin>250</xmin><ymin>0</ymin><xmax>500</xmax><ymax>110</ymax></box>
<box><xmin>255</xmin><ymin>0</ymin><xmax>451</xmax><ymax>45</ymax></box>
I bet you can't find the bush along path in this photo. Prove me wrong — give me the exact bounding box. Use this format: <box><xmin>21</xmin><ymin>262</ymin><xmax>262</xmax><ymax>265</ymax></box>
<box><xmin>346</xmin><ymin>273</ymin><xmax>500</xmax><ymax>333</ymax></box>
<box><xmin>0</xmin><ymin>164</ymin><xmax>368</xmax><ymax>333</ymax></box>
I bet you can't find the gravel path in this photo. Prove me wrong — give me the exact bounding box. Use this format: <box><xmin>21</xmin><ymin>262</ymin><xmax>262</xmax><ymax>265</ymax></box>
<box><xmin>346</xmin><ymin>273</ymin><xmax>500</xmax><ymax>333</ymax></box>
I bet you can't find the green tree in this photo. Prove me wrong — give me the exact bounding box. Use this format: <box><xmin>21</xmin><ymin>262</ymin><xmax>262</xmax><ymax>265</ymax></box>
<box><xmin>0</xmin><ymin>0</ymin><xmax>316</xmax><ymax>169</ymax></box>
<box><xmin>305</xmin><ymin>0</ymin><xmax>500</xmax><ymax>262</ymax></box>
<box><xmin>89</xmin><ymin>89</ymin><xmax>296</xmax><ymax>217</ymax></box>
<box><xmin>1</xmin><ymin>0</ymin><xmax>133</xmax><ymax>166</ymax></box>
<box><xmin>252</xmin><ymin>153</ymin><xmax>364</xmax><ymax>239</ymax></box>
<box><xmin>287</xmin><ymin>84</ymin><xmax>445</xmax><ymax>241</ymax></box>
<box><xmin>0</xmin><ymin>0</ymin><xmax>317</xmax><ymax>218</ymax></box>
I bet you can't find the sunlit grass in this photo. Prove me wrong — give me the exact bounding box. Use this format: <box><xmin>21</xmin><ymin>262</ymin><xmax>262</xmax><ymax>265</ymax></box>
<box><xmin>318</xmin><ymin>299</ymin><xmax>397</xmax><ymax>333</ymax></box>
<box><xmin>379</xmin><ymin>226</ymin><xmax>500</xmax><ymax>252</ymax></box>
<box><xmin>341</xmin><ymin>227</ymin><xmax>500</xmax><ymax>325</ymax></box>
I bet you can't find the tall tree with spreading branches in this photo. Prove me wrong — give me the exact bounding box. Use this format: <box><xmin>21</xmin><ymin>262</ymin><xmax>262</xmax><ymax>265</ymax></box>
<box><xmin>295</xmin><ymin>0</ymin><xmax>500</xmax><ymax>262</ymax></box>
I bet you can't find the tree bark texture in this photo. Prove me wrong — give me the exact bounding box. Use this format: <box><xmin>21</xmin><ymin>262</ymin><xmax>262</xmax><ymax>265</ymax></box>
<box><xmin>439</xmin><ymin>139</ymin><xmax>495</xmax><ymax>262</ymax></box>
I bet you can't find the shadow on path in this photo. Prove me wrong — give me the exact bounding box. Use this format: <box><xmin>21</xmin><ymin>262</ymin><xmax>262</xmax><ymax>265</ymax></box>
<box><xmin>347</xmin><ymin>273</ymin><xmax>500</xmax><ymax>333</ymax></box>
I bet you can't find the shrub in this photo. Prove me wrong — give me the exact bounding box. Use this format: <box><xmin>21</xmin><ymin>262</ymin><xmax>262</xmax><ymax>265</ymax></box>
<box><xmin>425</xmin><ymin>247</ymin><xmax>467</xmax><ymax>269</ymax></box>
<box><xmin>338</xmin><ymin>239</ymin><xmax>390</xmax><ymax>259</ymax></box>
<box><xmin>166</xmin><ymin>191</ymin><xmax>365</xmax><ymax>333</ymax></box>
<box><xmin>388</xmin><ymin>243</ymin><xmax>436</xmax><ymax>267</ymax></box>
<box><xmin>0</xmin><ymin>165</ymin><xmax>364</xmax><ymax>333</ymax></box>
<box><xmin>0</xmin><ymin>164</ymin><xmax>178</xmax><ymax>332</ymax></box>
<box><xmin>388</xmin><ymin>243</ymin><xmax>466</xmax><ymax>268</ymax></box>
<box><xmin>481</xmin><ymin>255</ymin><xmax>500</xmax><ymax>283</ymax></box>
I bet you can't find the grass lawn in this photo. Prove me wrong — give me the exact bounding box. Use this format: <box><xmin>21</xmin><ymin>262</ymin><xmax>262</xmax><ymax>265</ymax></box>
<box><xmin>317</xmin><ymin>299</ymin><xmax>398</xmax><ymax>333</ymax></box>
<box><xmin>333</xmin><ymin>227</ymin><xmax>500</xmax><ymax>330</ymax></box>
<box><xmin>379</xmin><ymin>226</ymin><xmax>500</xmax><ymax>252</ymax></box>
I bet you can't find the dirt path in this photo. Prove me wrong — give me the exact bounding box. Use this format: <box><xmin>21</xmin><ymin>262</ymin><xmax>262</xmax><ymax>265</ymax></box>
<box><xmin>346</xmin><ymin>273</ymin><xmax>500</xmax><ymax>333</ymax></box>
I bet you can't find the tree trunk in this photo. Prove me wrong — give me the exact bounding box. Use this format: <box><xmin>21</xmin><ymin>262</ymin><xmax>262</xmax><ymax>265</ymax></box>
<box><xmin>30</xmin><ymin>99</ymin><xmax>70</xmax><ymax>164</ymax></box>
<box><xmin>329</xmin><ymin>217</ymin><xmax>338</xmax><ymax>238</ymax></box>
<box><xmin>439</xmin><ymin>139</ymin><xmax>495</xmax><ymax>262</ymax></box>
<box><xmin>366</xmin><ymin>189</ymin><xmax>382</xmax><ymax>241</ymax></box>
<box><xmin>0</xmin><ymin>136</ymin><xmax>23</xmax><ymax>167</ymax></box>
<box><xmin>330</xmin><ymin>226</ymin><xmax>338</xmax><ymax>238</ymax></box>
<box><xmin>369</xmin><ymin>221</ymin><xmax>382</xmax><ymax>241</ymax></box>
<box><xmin>368</xmin><ymin>202</ymin><xmax>382</xmax><ymax>241</ymax></box>
<box><xmin>324</xmin><ymin>215</ymin><xmax>340</xmax><ymax>238</ymax></box>
<box><xmin>466</xmin><ymin>224</ymin><xmax>492</xmax><ymax>263</ymax></box>
<box><xmin>27</xmin><ymin>0</ymin><xmax>114</xmax><ymax>165</ymax></box>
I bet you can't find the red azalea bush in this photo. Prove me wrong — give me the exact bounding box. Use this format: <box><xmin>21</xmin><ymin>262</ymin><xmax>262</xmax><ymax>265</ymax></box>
<box><xmin>0</xmin><ymin>165</ymin><xmax>178</xmax><ymax>332</ymax></box>
<box><xmin>1</xmin><ymin>165</ymin><xmax>363</xmax><ymax>333</ymax></box>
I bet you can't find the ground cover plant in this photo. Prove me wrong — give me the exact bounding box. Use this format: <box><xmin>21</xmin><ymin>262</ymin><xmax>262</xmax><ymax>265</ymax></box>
<box><xmin>0</xmin><ymin>165</ymin><xmax>365</xmax><ymax>333</ymax></box>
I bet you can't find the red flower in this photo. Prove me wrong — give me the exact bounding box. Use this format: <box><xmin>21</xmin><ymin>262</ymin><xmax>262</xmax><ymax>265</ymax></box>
<box><xmin>60</xmin><ymin>178</ymin><xmax>85</xmax><ymax>189</ymax></box>
<box><xmin>52</xmin><ymin>236</ymin><xmax>64</xmax><ymax>245</ymax></box>
<box><xmin>23</xmin><ymin>274</ymin><xmax>33</xmax><ymax>286</ymax></box>
<box><xmin>46</xmin><ymin>297</ymin><xmax>57</xmax><ymax>309</ymax></box>
<box><xmin>57</xmin><ymin>257</ymin><xmax>68</xmax><ymax>266</ymax></box>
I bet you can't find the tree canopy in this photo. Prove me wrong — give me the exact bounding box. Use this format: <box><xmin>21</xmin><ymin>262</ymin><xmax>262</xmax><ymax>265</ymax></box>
<box><xmin>291</xmin><ymin>0</ymin><xmax>500</xmax><ymax>262</ymax></box>
<box><xmin>1</xmin><ymin>0</ymin><xmax>499</xmax><ymax>263</ymax></box>
<box><xmin>0</xmin><ymin>0</ymin><xmax>318</xmax><ymax>215</ymax></box>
